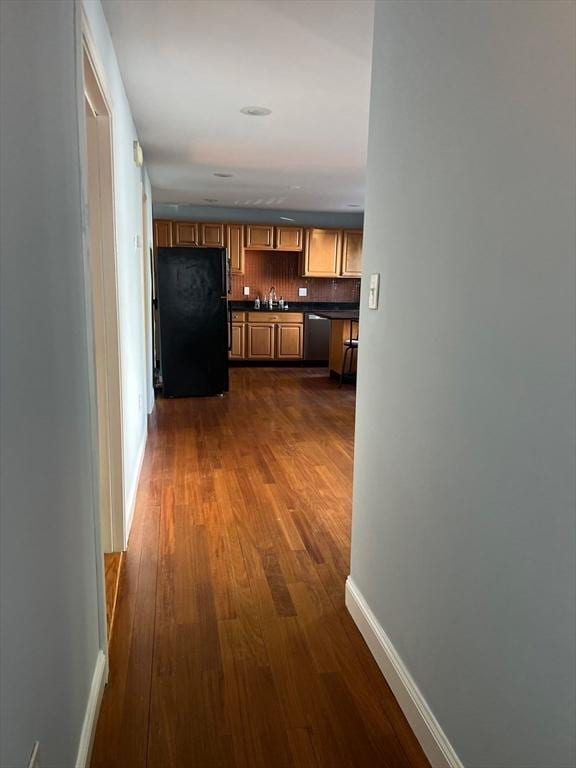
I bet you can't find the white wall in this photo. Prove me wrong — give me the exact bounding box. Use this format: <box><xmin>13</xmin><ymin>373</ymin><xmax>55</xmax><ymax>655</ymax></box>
<box><xmin>0</xmin><ymin>2</ymin><xmax>102</xmax><ymax>765</ymax></box>
<box><xmin>351</xmin><ymin>1</ymin><xmax>575</xmax><ymax>766</ymax></box>
<box><xmin>0</xmin><ymin>1</ymin><xmax>153</xmax><ymax>764</ymax></box>
<box><xmin>82</xmin><ymin>0</ymin><xmax>152</xmax><ymax>541</ymax></box>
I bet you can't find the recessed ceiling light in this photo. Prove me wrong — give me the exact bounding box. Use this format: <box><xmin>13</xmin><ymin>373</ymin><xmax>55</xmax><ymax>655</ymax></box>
<box><xmin>279</xmin><ymin>216</ymin><xmax>295</xmax><ymax>222</ymax></box>
<box><xmin>203</xmin><ymin>198</ymin><xmax>219</xmax><ymax>203</ymax></box>
<box><xmin>346</xmin><ymin>203</ymin><xmax>361</xmax><ymax>208</ymax></box>
<box><xmin>213</xmin><ymin>172</ymin><xmax>234</xmax><ymax>178</ymax></box>
<box><xmin>240</xmin><ymin>106</ymin><xmax>272</xmax><ymax>117</ymax></box>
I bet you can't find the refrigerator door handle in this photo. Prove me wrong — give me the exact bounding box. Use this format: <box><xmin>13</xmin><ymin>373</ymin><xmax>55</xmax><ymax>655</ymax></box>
<box><xmin>221</xmin><ymin>249</ymin><xmax>231</xmax><ymax>296</ymax></box>
<box><xmin>228</xmin><ymin>302</ymin><xmax>232</xmax><ymax>351</ymax></box>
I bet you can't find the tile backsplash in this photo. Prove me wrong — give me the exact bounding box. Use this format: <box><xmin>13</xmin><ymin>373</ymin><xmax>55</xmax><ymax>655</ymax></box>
<box><xmin>230</xmin><ymin>250</ymin><xmax>361</xmax><ymax>303</ymax></box>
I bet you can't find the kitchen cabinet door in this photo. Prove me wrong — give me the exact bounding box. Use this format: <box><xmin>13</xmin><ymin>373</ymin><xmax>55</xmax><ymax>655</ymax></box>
<box><xmin>246</xmin><ymin>323</ymin><xmax>275</xmax><ymax>358</ymax></box>
<box><xmin>229</xmin><ymin>323</ymin><xmax>245</xmax><ymax>359</ymax></box>
<box><xmin>302</xmin><ymin>228</ymin><xmax>342</xmax><ymax>277</ymax></box>
<box><xmin>154</xmin><ymin>220</ymin><xmax>173</xmax><ymax>248</ymax></box>
<box><xmin>275</xmin><ymin>226</ymin><xmax>303</xmax><ymax>251</ymax></box>
<box><xmin>276</xmin><ymin>323</ymin><xmax>303</xmax><ymax>359</ymax></box>
<box><xmin>340</xmin><ymin>230</ymin><xmax>363</xmax><ymax>277</ymax></box>
<box><xmin>245</xmin><ymin>225</ymin><xmax>274</xmax><ymax>250</ymax></box>
<box><xmin>172</xmin><ymin>221</ymin><xmax>198</xmax><ymax>245</ymax></box>
<box><xmin>200</xmin><ymin>222</ymin><xmax>225</xmax><ymax>247</ymax></box>
<box><xmin>226</xmin><ymin>224</ymin><xmax>244</xmax><ymax>273</ymax></box>
<box><xmin>172</xmin><ymin>221</ymin><xmax>198</xmax><ymax>246</ymax></box>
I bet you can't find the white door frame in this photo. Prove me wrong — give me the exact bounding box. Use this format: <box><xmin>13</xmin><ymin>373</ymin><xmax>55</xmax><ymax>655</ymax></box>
<box><xmin>81</xmin><ymin>24</ymin><xmax>125</xmax><ymax>557</ymax></box>
<box><xmin>141</xmin><ymin>186</ymin><xmax>155</xmax><ymax>414</ymax></box>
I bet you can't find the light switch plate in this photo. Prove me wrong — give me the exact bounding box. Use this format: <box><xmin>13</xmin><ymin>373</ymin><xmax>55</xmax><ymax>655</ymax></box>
<box><xmin>298</xmin><ymin>287</ymin><xmax>308</xmax><ymax>297</ymax></box>
<box><xmin>368</xmin><ymin>273</ymin><xmax>380</xmax><ymax>309</ymax></box>
<box><xmin>243</xmin><ymin>286</ymin><xmax>250</xmax><ymax>296</ymax></box>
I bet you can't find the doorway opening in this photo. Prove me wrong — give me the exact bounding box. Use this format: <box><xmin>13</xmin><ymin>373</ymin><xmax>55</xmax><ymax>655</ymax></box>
<box><xmin>83</xmin><ymin>41</ymin><xmax>125</xmax><ymax>640</ymax></box>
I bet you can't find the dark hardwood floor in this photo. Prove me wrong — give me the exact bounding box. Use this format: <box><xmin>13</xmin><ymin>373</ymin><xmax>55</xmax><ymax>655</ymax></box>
<box><xmin>91</xmin><ymin>368</ymin><xmax>429</xmax><ymax>768</ymax></box>
<box><xmin>104</xmin><ymin>552</ymin><xmax>122</xmax><ymax>642</ymax></box>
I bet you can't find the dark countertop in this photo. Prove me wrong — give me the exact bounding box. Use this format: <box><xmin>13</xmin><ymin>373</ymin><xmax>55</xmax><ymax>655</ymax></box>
<box><xmin>230</xmin><ymin>301</ymin><xmax>360</xmax><ymax>313</ymax></box>
<box><xmin>311</xmin><ymin>309</ymin><xmax>360</xmax><ymax>321</ymax></box>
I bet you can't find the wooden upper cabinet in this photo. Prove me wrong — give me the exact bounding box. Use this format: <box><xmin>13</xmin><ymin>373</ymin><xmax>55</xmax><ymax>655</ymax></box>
<box><xmin>172</xmin><ymin>221</ymin><xmax>198</xmax><ymax>246</ymax></box>
<box><xmin>275</xmin><ymin>226</ymin><xmax>303</xmax><ymax>251</ymax></box>
<box><xmin>276</xmin><ymin>323</ymin><xmax>303</xmax><ymax>359</ymax></box>
<box><xmin>245</xmin><ymin>225</ymin><xmax>274</xmax><ymax>250</ymax></box>
<box><xmin>340</xmin><ymin>230</ymin><xmax>363</xmax><ymax>277</ymax></box>
<box><xmin>226</xmin><ymin>224</ymin><xmax>244</xmax><ymax>274</ymax></box>
<box><xmin>155</xmin><ymin>219</ymin><xmax>362</xmax><ymax>279</ymax></box>
<box><xmin>154</xmin><ymin>220</ymin><xmax>173</xmax><ymax>248</ymax></box>
<box><xmin>246</xmin><ymin>323</ymin><xmax>275</xmax><ymax>358</ymax></box>
<box><xmin>200</xmin><ymin>222</ymin><xmax>224</xmax><ymax>247</ymax></box>
<box><xmin>302</xmin><ymin>228</ymin><xmax>342</xmax><ymax>277</ymax></box>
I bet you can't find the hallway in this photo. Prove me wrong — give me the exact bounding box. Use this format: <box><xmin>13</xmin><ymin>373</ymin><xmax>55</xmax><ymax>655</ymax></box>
<box><xmin>91</xmin><ymin>368</ymin><xmax>428</xmax><ymax>768</ymax></box>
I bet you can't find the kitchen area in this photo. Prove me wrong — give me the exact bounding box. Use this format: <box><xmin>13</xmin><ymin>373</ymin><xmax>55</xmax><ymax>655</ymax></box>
<box><xmin>153</xmin><ymin>217</ymin><xmax>362</xmax><ymax>395</ymax></box>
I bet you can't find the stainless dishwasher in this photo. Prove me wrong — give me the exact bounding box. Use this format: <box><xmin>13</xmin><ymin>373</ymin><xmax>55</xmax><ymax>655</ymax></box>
<box><xmin>304</xmin><ymin>313</ymin><xmax>330</xmax><ymax>361</ymax></box>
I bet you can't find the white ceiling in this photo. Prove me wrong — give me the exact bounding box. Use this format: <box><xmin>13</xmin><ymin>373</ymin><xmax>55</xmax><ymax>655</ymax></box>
<box><xmin>102</xmin><ymin>0</ymin><xmax>374</xmax><ymax>212</ymax></box>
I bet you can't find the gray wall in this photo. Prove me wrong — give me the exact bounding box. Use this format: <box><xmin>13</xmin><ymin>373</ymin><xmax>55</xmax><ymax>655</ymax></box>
<box><xmin>153</xmin><ymin>202</ymin><xmax>364</xmax><ymax>229</ymax></box>
<box><xmin>0</xmin><ymin>1</ymin><xmax>101</xmax><ymax>766</ymax></box>
<box><xmin>351</xmin><ymin>1</ymin><xmax>575</xmax><ymax>766</ymax></box>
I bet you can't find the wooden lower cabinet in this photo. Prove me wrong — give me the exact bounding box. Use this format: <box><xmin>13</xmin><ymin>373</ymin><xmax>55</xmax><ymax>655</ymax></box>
<box><xmin>234</xmin><ymin>314</ymin><xmax>304</xmax><ymax>361</ymax></box>
<box><xmin>246</xmin><ymin>323</ymin><xmax>275</xmax><ymax>359</ymax></box>
<box><xmin>229</xmin><ymin>323</ymin><xmax>245</xmax><ymax>359</ymax></box>
<box><xmin>276</xmin><ymin>323</ymin><xmax>303</xmax><ymax>359</ymax></box>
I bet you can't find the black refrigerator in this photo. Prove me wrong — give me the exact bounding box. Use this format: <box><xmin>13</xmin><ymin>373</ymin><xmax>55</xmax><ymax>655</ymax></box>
<box><xmin>157</xmin><ymin>246</ymin><xmax>230</xmax><ymax>397</ymax></box>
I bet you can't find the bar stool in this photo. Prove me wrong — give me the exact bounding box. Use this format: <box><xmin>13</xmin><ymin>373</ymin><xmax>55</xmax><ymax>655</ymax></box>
<box><xmin>339</xmin><ymin>323</ymin><xmax>359</xmax><ymax>386</ymax></box>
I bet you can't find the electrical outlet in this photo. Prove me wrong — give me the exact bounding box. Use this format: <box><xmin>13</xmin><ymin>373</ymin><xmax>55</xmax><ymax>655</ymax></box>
<box><xmin>28</xmin><ymin>742</ymin><xmax>40</xmax><ymax>768</ymax></box>
<box><xmin>298</xmin><ymin>287</ymin><xmax>307</xmax><ymax>297</ymax></box>
<box><xmin>243</xmin><ymin>286</ymin><xmax>250</xmax><ymax>296</ymax></box>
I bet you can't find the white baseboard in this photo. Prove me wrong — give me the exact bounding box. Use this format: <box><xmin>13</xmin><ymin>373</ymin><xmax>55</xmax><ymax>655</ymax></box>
<box><xmin>124</xmin><ymin>429</ymin><xmax>147</xmax><ymax>547</ymax></box>
<box><xmin>345</xmin><ymin>577</ymin><xmax>463</xmax><ymax>768</ymax></box>
<box><xmin>75</xmin><ymin>649</ymin><xmax>106</xmax><ymax>768</ymax></box>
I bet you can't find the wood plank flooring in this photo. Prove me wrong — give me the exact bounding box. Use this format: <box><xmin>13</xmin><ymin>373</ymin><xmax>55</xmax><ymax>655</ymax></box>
<box><xmin>91</xmin><ymin>368</ymin><xmax>429</xmax><ymax>768</ymax></box>
<box><xmin>104</xmin><ymin>552</ymin><xmax>123</xmax><ymax>642</ymax></box>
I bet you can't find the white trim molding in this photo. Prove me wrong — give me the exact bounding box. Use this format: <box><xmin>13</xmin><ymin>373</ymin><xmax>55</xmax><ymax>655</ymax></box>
<box><xmin>345</xmin><ymin>577</ymin><xmax>463</xmax><ymax>768</ymax></box>
<box><xmin>75</xmin><ymin>650</ymin><xmax>107</xmax><ymax>768</ymax></box>
<box><xmin>124</xmin><ymin>429</ymin><xmax>147</xmax><ymax>546</ymax></box>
